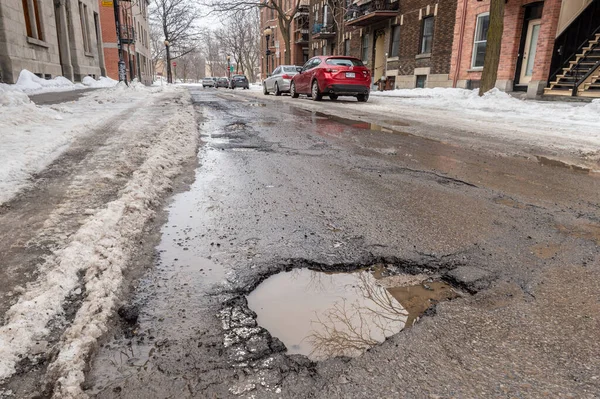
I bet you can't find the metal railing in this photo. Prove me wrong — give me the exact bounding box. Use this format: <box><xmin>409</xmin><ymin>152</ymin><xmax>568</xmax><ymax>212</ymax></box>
<box><xmin>571</xmin><ymin>41</ymin><xmax>600</xmax><ymax>95</ymax></box>
<box><xmin>313</xmin><ymin>23</ymin><xmax>335</xmax><ymax>35</ymax></box>
<box><xmin>548</xmin><ymin>0</ymin><xmax>600</xmax><ymax>85</ymax></box>
<box><xmin>345</xmin><ymin>0</ymin><xmax>399</xmax><ymax>21</ymax></box>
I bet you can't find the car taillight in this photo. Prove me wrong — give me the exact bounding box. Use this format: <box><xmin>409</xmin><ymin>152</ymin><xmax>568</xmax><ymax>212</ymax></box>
<box><xmin>325</xmin><ymin>68</ymin><xmax>339</xmax><ymax>73</ymax></box>
<box><xmin>281</xmin><ymin>74</ymin><xmax>292</xmax><ymax>79</ymax></box>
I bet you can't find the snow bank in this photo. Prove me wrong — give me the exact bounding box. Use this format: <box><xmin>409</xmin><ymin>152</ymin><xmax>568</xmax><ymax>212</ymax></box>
<box><xmin>81</xmin><ymin>76</ymin><xmax>118</xmax><ymax>88</ymax></box>
<box><xmin>0</xmin><ymin>92</ymin><xmax>198</xmax><ymax>397</ymax></box>
<box><xmin>14</xmin><ymin>69</ymin><xmax>84</xmax><ymax>94</ymax></box>
<box><xmin>368</xmin><ymin>87</ymin><xmax>600</xmax><ymax>149</ymax></box>
<box><xmin>0</xmin><ymin>84</ymin><xmax>31</xmax><ymax>106</ymax></box>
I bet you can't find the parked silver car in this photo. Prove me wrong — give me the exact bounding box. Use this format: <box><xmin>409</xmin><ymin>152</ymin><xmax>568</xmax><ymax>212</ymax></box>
<box><xmin>263</xmin><ymin>65</ymin><xmax>301</xmax><ymax>96</ymax></box>
<box><xmin>202</xmin><ymin>77</ymin><xmax>216</xmax><ymax>88</ymax></box>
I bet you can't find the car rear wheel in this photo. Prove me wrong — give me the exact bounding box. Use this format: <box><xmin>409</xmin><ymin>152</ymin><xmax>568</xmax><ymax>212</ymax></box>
<box><xmin>311</xmin><ymin>81</ymin><xmax>322</xmax><ymax>101</ymax></box>
<box><xmin>357</xmin><ymin>93</ymin><xmax>369</xmax><ymax>102</ymax></box>
<box><xmin>329</xmin><ymin>94</ymin><xmax>338</xmax><ymax>101</ymax></box>
<box><xmin>290</xmin><ymin>82</ymin><xmax>299</xmax><ymax>98</ymax></box>
<box><xmin>274</xmin><ymin>83</ymin><xmax>281</xmax><ymax>96</ymax></box>
<box><xmin>263</xmin><ymin>84</ymin><xmax>268</xmax><ymax>95</ymax></box>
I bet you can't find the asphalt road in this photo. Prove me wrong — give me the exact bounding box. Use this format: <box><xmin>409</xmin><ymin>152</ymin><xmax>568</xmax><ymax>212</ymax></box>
<box><xmin>7</xmin><ymin>86</ymin><xmax>598</xmax><ymax>398</ymax></box>
<box><xmin>85</xmin><ymin>87</ymin><xmax>600</xmax><ymax>398</ymax></box>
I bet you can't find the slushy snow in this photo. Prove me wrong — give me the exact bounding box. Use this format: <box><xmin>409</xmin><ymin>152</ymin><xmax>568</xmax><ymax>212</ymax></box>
<box><xmin>0</xmin><ymin>87</ymin><xmax>196</xmax><ymax>397</ymax></box>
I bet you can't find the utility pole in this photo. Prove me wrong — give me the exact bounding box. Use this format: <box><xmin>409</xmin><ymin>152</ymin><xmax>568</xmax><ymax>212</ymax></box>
<box><xmin>113</xmin><ymin>0</ymin><xmax>127</xmax><ymax>84</ymax></box>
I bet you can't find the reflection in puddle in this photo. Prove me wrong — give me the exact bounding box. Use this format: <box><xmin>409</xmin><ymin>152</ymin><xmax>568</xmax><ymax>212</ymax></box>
<box><xmin>247</xmin><ymin>268</ymin><xmax>456</xmax><ymax>360</ymax></box>
<box><xmin>314</xmin><ymin>112</ymin><xmax>410</xmax><ymax>135</ymax></box>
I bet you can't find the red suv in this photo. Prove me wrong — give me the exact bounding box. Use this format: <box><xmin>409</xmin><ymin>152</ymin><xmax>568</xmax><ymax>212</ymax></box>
<box><xmin>290</xmin><ymin>56</ymin><xmax>371</xmax><ymax>102</ymax></box>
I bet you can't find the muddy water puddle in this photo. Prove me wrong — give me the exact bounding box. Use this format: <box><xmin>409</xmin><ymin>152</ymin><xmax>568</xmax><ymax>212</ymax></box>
<box><xmin>247</xmin><ymin>267</ymin><xmax>456</xmax><ymax>360</ymax></box>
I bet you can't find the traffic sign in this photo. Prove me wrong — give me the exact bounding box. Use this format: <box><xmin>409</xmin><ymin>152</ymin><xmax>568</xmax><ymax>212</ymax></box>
<box><xmin>173</xmin><ymin>62</ymin><xmax>177</xmax><ymax>67</ymax></box>
<box><xmin>230</xmin><ymin>65</ymin><xmax>234</xmax><ymax>72</ymax></box>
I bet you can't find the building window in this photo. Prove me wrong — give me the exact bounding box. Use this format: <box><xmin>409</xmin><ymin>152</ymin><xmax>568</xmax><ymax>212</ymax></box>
<box><xmin>79</xmin><ymin>2</ymin><xmax>92</xmax><ymax>53</ymax></box>
<box><xmin>22</xmin><ymin>0</ymin><xmax>44</xmax><ymax>41</ymax></box>
<box><xmin>362</xmin><ymin>33</ymin><xmax>370</xmax><ymax>61</ymax></box>
<box><xmin>416</xmin><ymin>75</ymin><xmax>427</xmax><ymax>88</ymax></box>
<box><xmin>471</xmin><ymin>13</ymin><xmax>489</xmax><ymax>68</ymax></box>
<box><xmin>344</xmin><ymin>39</ymin><xmax>350</xmax><ymax>56</ymax></box>
<box><xmin>390</xmin><ymin>25</ymin><xmax>400</xmax><ymax>57</ymax></box>
<box><xmin>420</xmin><ymin>16</ymin><xmax>434</xmax><ymax>54</ymax></box>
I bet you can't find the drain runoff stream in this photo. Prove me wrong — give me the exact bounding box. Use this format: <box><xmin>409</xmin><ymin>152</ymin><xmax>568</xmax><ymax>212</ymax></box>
<box><xmin>247</xmin><ymin>266</ymin><xmax>457</xmax><ymax>360</ymax></box>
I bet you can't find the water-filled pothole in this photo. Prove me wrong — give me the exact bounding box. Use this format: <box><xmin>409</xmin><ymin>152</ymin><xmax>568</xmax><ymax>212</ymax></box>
<box><xmin>247</xmin><ymin>266</ymin><xmax>457</xmax><ymax>360</ymax></box>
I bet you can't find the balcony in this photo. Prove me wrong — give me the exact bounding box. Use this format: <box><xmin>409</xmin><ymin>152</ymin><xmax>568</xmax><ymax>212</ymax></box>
<box><xmin>345</xmin><ymin>0</ymin><xmax>399</xmax><ymax>27</ymax></box>
<box><xmin>295</xmin><ymin>0</ymin><xmax>309</xmax><ymax>16</ymax></box>
<box><xmin>120</xmin><ymin>26</ymin><xmax>136</xmax><ymax>44</ymax></box>
<box><xmin>312</xmin><ymin>23</ymin><xmax>336</xmax><ymax>39</ymax></box>
<box><xmin>295</xmin><ymin>29</ymin><xmax>309</xmax><ymax>44</ymax></box>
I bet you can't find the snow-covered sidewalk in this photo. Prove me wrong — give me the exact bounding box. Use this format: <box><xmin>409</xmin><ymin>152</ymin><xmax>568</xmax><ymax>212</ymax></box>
<box><xmin>369</xmin><ymin>88</ymin><xmax>600</xmax><ymax>162</ymax></box>
<box><xmin>0</xmin><ymin>80</ymin><xmax>197</xmax><ymax>396</ymax></box>
<box><xmin>0</xmin><ymin>76</ymin><xmax>173</xmax><ymax>205</ymax></box>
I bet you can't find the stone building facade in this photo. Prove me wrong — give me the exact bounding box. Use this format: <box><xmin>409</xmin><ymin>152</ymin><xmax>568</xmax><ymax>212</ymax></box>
<box><xmin>99</xmin><ymin>0</ymin><xmax>152</xmax><ymax>85</ymax></box>
<box><xmin>0</xmin><ymin>0</ymin><xmax>105</xmax><ymax>84</ymax></box>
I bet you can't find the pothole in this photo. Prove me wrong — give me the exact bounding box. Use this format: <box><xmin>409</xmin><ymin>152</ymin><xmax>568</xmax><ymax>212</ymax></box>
<box><xmin>246</xmin><ymin>265</ymin><xmax>458</xmax><ymax>360</ymax></box>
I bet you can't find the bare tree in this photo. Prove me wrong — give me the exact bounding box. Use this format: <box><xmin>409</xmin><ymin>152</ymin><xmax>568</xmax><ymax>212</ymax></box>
<box><xmin>151</xmin><ymin>0</ymin><xmax>200</xmax><ymax>83</ymax></box>
<box><xmin>204</xmin><ymin>0</ymin><xmax>303</xmax><ymax>65</ymax></box>
<box><xmin>199</xmin><ymin>29</ymin><xmax>227</xmax><ymax>77</ymax></box>
<box><xmin>479</xmin><ymin>0</ymin><xmax>505</xmax><ymax>95</ymax></box>
<box><xmin>215</xmin><ymin>9</ymin><xmax>261</xmax><ymax>81</ymax></box>
<box><xmin>149</xmin><ymin>20</ymin><xmax>165</xmax><ymax>75</ymax></box>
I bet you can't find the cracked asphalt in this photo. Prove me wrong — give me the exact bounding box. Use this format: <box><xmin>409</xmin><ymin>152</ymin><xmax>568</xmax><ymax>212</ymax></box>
<box><xmin>85</xmin><ymin>87</ymin><xmax>600</xmax><ymax>398</ymax></box>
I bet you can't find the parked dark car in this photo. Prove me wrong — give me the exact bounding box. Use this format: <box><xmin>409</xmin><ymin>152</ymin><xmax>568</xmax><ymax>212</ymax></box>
<box><xmin>229</xmin><ymin>74</ymin><xmax>249</xmax><ymax>89</ymax></box>
<box><xmin>216</xmin><ymin>77</ymin><xmax>229</xmax><ymax>88</ymax></box>
<box><xmin>290</xmin><ymin>56</ymin><xmax>371</xmax><ymax>102</ymax></box>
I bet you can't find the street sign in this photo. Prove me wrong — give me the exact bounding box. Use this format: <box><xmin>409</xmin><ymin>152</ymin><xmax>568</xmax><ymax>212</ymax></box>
<box><xmin>102</xmin><ymin>1</ymin><xmax>113</xmax><ymax>6</ymax></box>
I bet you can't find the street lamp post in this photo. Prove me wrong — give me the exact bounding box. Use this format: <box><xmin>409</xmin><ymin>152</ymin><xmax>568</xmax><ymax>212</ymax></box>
<box><xmin>264</xmin><ymin>27</ymin><xmax>272</xmax><ymax>79</ymax></box>
<box><xmin>113</xmin><ymin>0</ymin><xmax>127</xmax><ymax>84</ymax></box>
<box><xmin>227</xmin><ymin>55</ymin><xmax>231</xmax><ymax>81</ymax></box>
<box><xmin>164</xmin><ymin>40</ymin><xmax>172</xmax><ymax>84</ymax></box>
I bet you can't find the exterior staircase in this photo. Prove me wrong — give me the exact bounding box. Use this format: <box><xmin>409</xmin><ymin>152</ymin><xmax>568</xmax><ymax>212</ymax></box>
<box><xmin>545</xmin><ymin>33</ymin><xmax>600</xmax><ymax>97</ymax></box>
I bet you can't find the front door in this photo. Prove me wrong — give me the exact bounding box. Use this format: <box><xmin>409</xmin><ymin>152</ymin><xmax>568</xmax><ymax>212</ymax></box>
<box><xmin>519</xmin><ymin>19</ymin><xmax>542</xmax><ymax>85</ymax></box>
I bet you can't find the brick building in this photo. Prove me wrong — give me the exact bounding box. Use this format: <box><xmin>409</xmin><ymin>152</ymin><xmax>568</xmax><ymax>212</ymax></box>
<box><xmin>0</xmin><ymin>0</ymin><xmax>105</xmax><ymax>84</ymax></box>
<box><xmin>99</xmin><ymin>0</ymin><xmax>152</xmax><ymax>85</ymax></box>
<box><xmin>305</xmin><ymin>1</ymin><xmax>456</xmax><ymax>89</ymax></box>
<box><xmin>260</xmin><ymin>0</ymin><xmax>310</xmax><ymax>78</ymax></box>
<box><xmin>450</xmin><ymin>0</ymin><xmax>600</xmax><ymax>98</ymax></box>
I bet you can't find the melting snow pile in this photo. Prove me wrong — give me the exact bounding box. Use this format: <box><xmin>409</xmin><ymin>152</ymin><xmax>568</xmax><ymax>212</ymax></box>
<box><xmin>14</xmin><ymin>69</ymin><xmax>85</xmax><ymax>94</ymax></box>
<box><xmin>82</xmin><ymin>76</ymin><xmax>118</xmax><ymax>88</ymax></box>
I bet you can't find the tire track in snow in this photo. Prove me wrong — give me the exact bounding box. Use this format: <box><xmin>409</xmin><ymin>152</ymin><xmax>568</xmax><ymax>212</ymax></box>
<box><xmin>0</xmin><ymin>91</ymin><xmax>199</xmax><ymax>398</ymax></box>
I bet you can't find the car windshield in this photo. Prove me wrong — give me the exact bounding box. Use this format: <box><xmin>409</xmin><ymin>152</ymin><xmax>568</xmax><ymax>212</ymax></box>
<box><xmin>283</xmin><ymin>67</ymin><xmax>297</xmax><ymax>73</ymax></box>
<box><xmin>325</xmin><ymin>58</ymin><xmax>364</xmax><ymax>67</ymax></box>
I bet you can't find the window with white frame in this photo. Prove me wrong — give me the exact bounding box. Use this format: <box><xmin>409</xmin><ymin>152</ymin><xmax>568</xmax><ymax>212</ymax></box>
<box><xmin>471</xmin><ymin>13</ymin><xmax>489</xmax><ymax>68</ymax></box>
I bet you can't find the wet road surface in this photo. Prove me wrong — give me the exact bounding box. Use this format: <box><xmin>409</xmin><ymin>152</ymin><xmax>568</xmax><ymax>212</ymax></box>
<box><xmin>87</xmin><ymin>87</ymin><xmax>599</xmax><ymax>398</ymax></box>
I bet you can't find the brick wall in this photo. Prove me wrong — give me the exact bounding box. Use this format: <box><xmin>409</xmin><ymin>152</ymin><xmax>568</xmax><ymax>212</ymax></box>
<box><xmin>395</xmin><ymin>0</ymin><xmax>457</xmax><ymax>76</ymax></box>
<box><xmin>450</xmin><ymin>0</ymin><xmax>563</xmax><ymax>94</ymax></box>
<box><xmin>99</xmin><ymin>0</ymin><xmax>152</xmax><ymax>84</ymax></box>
